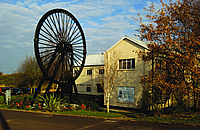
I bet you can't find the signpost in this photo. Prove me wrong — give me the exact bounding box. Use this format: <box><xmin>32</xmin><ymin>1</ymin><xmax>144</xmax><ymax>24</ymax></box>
<box><xmin>5</xmin><ymin>90</ymin><xmax>11</xmax><ymax>105</ymax></box>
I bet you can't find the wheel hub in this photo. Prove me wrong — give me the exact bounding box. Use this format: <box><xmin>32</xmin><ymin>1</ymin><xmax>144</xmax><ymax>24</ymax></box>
<box><xmin>56</xmin><ymin>41</ymin><xmax>73</xmax><ymax>54</ymax></box>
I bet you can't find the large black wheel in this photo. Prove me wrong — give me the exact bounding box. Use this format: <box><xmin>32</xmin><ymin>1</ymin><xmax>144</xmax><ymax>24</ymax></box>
<box><xmin>34</xmin><ymin>9</ymin><xmax>86</xmax><ymax>84</ymax></box>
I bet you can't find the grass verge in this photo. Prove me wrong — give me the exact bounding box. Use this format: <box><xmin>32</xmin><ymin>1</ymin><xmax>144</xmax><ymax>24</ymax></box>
<box><xmin>132</xmin><ymin>114</ymin><xmax>200</xmax><ymax>124</ymax></box>
<box><xmin>56</xmin><ymin>110</ymin><xmax>127</xmax><ymax>118</ymax></box>
<box><xmin>0</xmin><ymin>94</ymin><xmax>200</xmax><ymax>124</ymax></box>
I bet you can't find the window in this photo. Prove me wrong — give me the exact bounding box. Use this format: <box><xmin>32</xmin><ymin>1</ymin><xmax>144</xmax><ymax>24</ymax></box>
<box><xmin>99</xmin><ymin>69</ymin><xmax>104</xmax><ymax>75</ymax></box>
<box><xmin>86</xmin><ymin>87</ymin><xmax>91</xmax><ymax>92</ymax></box>
<box><xmin>119</xmin><ymin>59</ymin><xmax>135</xmax><ymax>70</ymax></box>
<box><xmin>96</xmin><ymin>84</ymin><xmax>104</xmax><ymax>93</ymax></box>
<box><xmin>86</xmin><ymin>84</ymin><xmax>92</xmax><ymax>92</ymax></box>
<box><xmin>87</xmin><ymin>70</ymin><xmax>92</xmax><ymax>75</ymax></box>
<box><xmin>78</xmin><ymin>84</ymin><xmax>85</xmax><ymax>92</ymax></box>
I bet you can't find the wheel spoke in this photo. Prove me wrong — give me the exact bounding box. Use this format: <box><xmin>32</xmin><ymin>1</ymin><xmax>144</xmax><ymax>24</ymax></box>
<box><xmin>73</xmin><ymin>53</ymin><xmax>83</xmax><ymax>62</ymax></box>
<box><xmin>73</xmin><ymin>58</ymin><xmax>82</xmax><ymax>67</ymax></box>
<box><xmin>38</xmin><ymin>46</ymin><xmax>55</xmax><ymax>49</ymax></box>
<box><xmin>41</xmin><ymin>54</ymin><xmax>53</xmax><ymax>64</ymax></box>
<box><xmin>39</xmin><ymin>32</ymin><xmax>57</xmax><ymax>43</ymax></box>
<box><xmin>73</xmin><ymin>50</ymin><xmax>84</xmax><ymax>55</ymax></box>
<box><xmin>44</xmin><ymin>53</ymin><xmax>59</xmax><ymax>73</ymax></box>
<box><xmin>64</xmin><ymin>55</ymin><xmax>69</xmax><ymax>80</ymax></box>
<box><xmin>72</xmin><ymin>41</ymin><xmax>84</xmax><ymax>45</ymax></box>
<box><xmin>68</xmin><ymin>25</ymin><xmax>79</xmax><ymax>41</ymax></box>
<box><xmin>70</xmin><ymin>32</ymin><xmax>81</xmax><ymax>43</ymax></box>
<box><xmin>40</xmin><ymin>51</ymin><xmax>55</xmax><ymax>59</ymax></box>
<box><xmin>62</xmin><ymin>13</ymin><xmax>66</xmax><ymax>40</ymax></box>
<box><xmin>71</xmin><ymin>38</ymin><xmax>82</xmax><ymax>45</ymax></box>
<box><xmin>74</xmin><ymin>48</ymin><xmax>84</xmax><ymax>51</ymax></box>
<box><xmin>73</xmin><ymin>45</ymin><xmax>84</xmax><ymax>48</ymax></box>
<box><xmin>38</xmin><ymin>37</ymin><xmax>56</xmax><ymax>44</ymax></box>
<box><xmin>61</xmin><ymin>57</ymin><xmax>65</xmax><ymax>82</ymax></box>
<box><xmin>49</xmin><ymin>14</ymin><xmax>60</xmax><ymax>41</ymax></box>
<box><xmin>39</xmin><ymin>49</ymin><xmax>55</xmax><ymax>54</ymax></box>
<box><xmin>38</xmin><ymin>42</ymin><xmax>56</xmax><ymax>47</ymax></box>
<box><xmin>64</xmin><ymin>15</ymin><xmax>70</xmax><ymax>39</ymax></box>
<box><xmin>55</xmin><ymin>13</ymin><xmax>62</xmax><ymax>37</ymax></box>
<box><xmin>66</xmin><ymin>19</ymin><xmax>75</xmax><ymax>42</ymax></box>
<box><xmin>41</xmin><ymin>23</ymin><xmax>59</xmax><ymax>43</ymax></box>
<box><xmin>45</xmin><ymin>18</ymin><xmax>60</xmax><ymax>41</ymax></box>
<box><xmin>74</xmin><ymin>53</ymin><xmax>84</xmax><ymax>58</ymax></box>
<box><xmin>51</xmin><ymin>54</ymin><xmax>63</xmax><ymax>80</ymax></box>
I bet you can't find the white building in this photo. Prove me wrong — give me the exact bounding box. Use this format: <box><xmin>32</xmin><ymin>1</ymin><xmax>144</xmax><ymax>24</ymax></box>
<box><xmin>75</xmin><ymin>35</ymin><xmax>151</xmax><ymax>109</ymax></box>
<box><xmin>75</xmin><ymin>54</ymin><xmax>104</xmax><ymax>95</ymax></box>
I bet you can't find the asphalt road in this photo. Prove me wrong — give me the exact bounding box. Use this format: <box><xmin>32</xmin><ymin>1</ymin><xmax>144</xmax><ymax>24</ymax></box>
<box><xmin>0</xmin><ymin>109</ymin><xmax>200</xmax><ymax>130</ymax></box>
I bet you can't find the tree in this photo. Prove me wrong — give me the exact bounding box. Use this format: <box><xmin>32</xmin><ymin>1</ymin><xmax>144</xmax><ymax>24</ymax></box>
<box><xmin>0</xmin><ymin>72</ymin><xmax>3</xmax><ymax>85</ymax></box>
<box><xmin>135</xmin><ymin>0</ymin><xmax>200</xmax><ymax>109</ymax></box>
<box><xmin>96</xmin><ymin>52</ymin><xmax>120</xmax><ymax>113</ymax></box>
<box><xmin>16</xmin><ymin>55</ymin><xmax>42</xmax><ymax>94</ymax></box>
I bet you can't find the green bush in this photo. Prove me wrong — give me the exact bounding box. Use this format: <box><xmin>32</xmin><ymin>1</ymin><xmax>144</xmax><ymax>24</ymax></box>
<box><xmin>7</xmin><ymin>95</ymin><xmax>33</xmax><ymax>109</ymax></box>
<box><xmin>38</xmin><ymin>93</ymin><xmax>62</xmax><ymax>112</ymax></box>
<box><xmin>172</xmin><ymin>104</ymin><xmax>187</xmax><ymax>114</ymax></box>
<box><xmin>78</xmin><ymin>98</ymin><xmax>99</xmax><ymax>111</ymax></box>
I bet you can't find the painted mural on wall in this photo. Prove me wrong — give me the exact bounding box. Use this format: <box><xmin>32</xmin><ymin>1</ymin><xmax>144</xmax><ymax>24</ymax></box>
<box><xmin>118</xmin><ymin>87</ymin><xmax>135</xmax><ymax>103</ymax></box>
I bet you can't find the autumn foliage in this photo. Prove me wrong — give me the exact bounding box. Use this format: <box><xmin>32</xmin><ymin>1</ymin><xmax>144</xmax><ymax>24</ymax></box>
<box><xmin>135</xmin><ymin>0</ymin><xmax>200</xmax><ymax>110</ymax></box>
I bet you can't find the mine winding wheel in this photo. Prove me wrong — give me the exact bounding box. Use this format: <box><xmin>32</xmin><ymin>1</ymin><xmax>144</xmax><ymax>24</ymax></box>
<box><xmin>33</xmin><ymin>9</ymin><xmax>86</xmax><ymax>100</ymax></box>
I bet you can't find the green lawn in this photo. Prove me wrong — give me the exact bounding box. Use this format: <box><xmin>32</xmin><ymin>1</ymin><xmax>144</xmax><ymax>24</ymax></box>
<box><xmin>131</xmin><ymin>114</ymin><xmax>200</xmax><ymax>124</ymax></box>
<box><xmin>57</xmin><ymin>110</ymin><xmax>127</xmax><ymax>118</ymax></box>
<box><xmin>0</xmin><ymin>94</ymin><xmax>200</xmax><ymax>124</ymax></box>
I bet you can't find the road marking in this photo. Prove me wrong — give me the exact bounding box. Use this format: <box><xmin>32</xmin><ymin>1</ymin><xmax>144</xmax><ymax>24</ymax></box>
<box><xmin>79</xmin><ymin>120</ymin><xmax>118</xmax><ymax>129</ymax></box>
<box><xmin>104</xmin><ymin>120</ymin><xmax>117</xmax><ymax>123</ymax></box>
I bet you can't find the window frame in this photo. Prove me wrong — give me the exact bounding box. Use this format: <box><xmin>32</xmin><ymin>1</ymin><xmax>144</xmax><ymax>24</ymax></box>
<box><xmin>99</xmin><ymin>69</ymin><xmax>104</xmax><ymax>75</ymax></box>
<box><xmin>96</xmin><ymin>84</ymin><xmax>104</xmax><ymax>93</ymax></box>
<box><xmin>87</xmin><ymin>70</ymin><xmax>92</xmax><ymax>75</ymax></box>
<box><xmin>118</xmin><ymin>59</ymin><xmax>135</xmax><ymax>70</ymax></box>
<box><xmin>78</xmin><ymin>84</ymin><xmax>85</xmax><ymax>92</ymax></box>
<box><xmin>86</xmin><ymin>87</ymin><xmax>91</xmax><ymax>92</ymax></box>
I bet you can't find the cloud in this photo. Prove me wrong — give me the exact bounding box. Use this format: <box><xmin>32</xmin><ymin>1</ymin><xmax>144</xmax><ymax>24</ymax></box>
<box><xmin>1</xmin><ymin>45</ymin><xmax>13</xmax><ymax>49</ymax></box>
<box><xmin>0</xmin><ymin>0</ymin><xmax>163</xmax><ymax>74</ymax></box>
<box><xmin>129</xmin><ymin>7</ymin><xmax>138</xmax><ymax>13</ymax></box>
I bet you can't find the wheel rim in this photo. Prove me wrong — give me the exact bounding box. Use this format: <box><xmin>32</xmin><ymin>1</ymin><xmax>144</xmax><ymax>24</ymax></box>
<box><xmin>34</xmin><ymin>9</ymin><xmax>86</xmax><ymax>84</ymax></box>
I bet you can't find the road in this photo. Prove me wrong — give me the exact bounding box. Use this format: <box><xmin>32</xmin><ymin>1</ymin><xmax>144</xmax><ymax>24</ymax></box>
<box><xmin>0</xmin><ymin>109</ymin><xmax>200</xmax><ymax>130</ymax></box>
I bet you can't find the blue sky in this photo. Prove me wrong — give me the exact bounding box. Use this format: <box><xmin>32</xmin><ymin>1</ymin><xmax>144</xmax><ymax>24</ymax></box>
<box><xmin>0</xmin><ymin>0</ymin><xmax>165</xmax><ymax>74</ymax></box>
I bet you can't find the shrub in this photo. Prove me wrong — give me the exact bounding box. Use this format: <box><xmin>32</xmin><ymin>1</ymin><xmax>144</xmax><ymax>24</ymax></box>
<box><xmin>77</xmin><ymin>97</ymin><xmax>100</xmax><ymax>111</ymax></box>
<box><xmin>38</xmin><ymin>93</ymin><xmax>62</xmax><ymax>112</ymax></box>
<box><xmin>172</xmin><ymin>104</ymin><xmax>187</xmax><ymax>114</ymax></box>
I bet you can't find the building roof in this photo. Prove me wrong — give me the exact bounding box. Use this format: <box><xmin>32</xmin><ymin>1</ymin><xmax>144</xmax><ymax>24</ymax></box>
<box><xmin>77</xmin><ymin>36</ymin><xmax>147</xmax><ymax>67</ymax></box>
<box><xmin>105</xmin><ymin>35</ymin><xmax>148</xmax><ymax>53</ymax></box>
<box><xmin>84</xmin><ymin>54</ymin><xmax>104</xmax><ymax>66</ymax></box>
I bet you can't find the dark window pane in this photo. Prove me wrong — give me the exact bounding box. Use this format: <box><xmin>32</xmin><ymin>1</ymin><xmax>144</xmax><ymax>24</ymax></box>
<box><xmin>123</xmin><ymin>60</ymin><xmax>126</xmax><ymax>69</ymax></box>
<box><xmin>127</xmin><ymin>59</ymin><xmax>131</xmax><ymax>69</ymax></box>
<box><xmin>99</xmin><ymin>69</ymin><xmax>104</xmax><ymax>75</ymax></box>
<box><xmin>86</xmin><ymin>87</ymin><xmax>91</xmax><ymax>92</ymax></box>
<box><xmin>131</xmin><ymin>59</ymin><xmax>135</xmax><ymax>69</ymax></box>
<box><xmin>119</xmin><ymin>60</ymin><xmax>122</xmax><ymax>69</ymax></box>
<box><xmin>87</xmin><ymin>70</ymin><xmax>92</xmax><ymax>75</ymax></box>
<box><xmin>97</xmin><ymin>84</ymin><xmax>104</xmax><ymax>92</ymax></box>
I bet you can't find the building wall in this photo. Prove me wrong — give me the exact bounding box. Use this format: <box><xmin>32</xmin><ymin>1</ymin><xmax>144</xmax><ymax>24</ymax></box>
<box><xmin>75</xmin><ymin>65</ymin><xmax>104</xmax><ymax>95</ymax></box>
<box><xmin>104</xmin><ymin>38</ymin><xmax>150</xmax><ymax>109</ymax></box>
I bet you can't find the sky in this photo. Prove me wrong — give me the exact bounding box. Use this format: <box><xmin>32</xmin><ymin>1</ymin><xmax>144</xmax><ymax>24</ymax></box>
<box><xmin>0</xmin><ymin>0</ymin><xmax>166</xmax><ymax>74</ymax></box>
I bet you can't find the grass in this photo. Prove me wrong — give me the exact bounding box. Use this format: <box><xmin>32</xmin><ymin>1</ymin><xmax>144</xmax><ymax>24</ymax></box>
<box><xmin>131</xmin><ymin>114</ymin><xmax>200</xmax><ymax>124</ymax></box>
<box><xmin>1</xmin><ymin>94</ymin><xmax>200</xmax><ymax>124</ymax></box>
<box><xmin>57</xmin><ymin>109</ymin><xmax>127</xmax><ymax>118</ymax></box>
